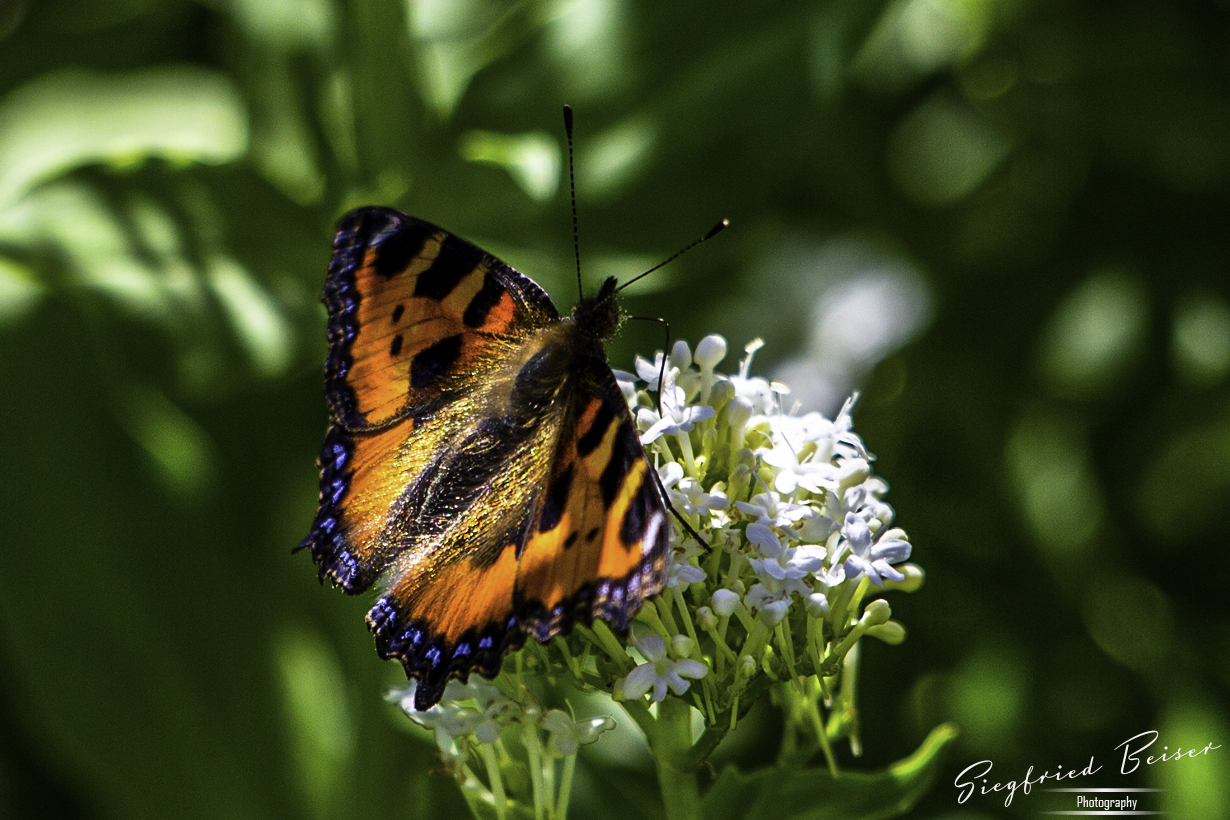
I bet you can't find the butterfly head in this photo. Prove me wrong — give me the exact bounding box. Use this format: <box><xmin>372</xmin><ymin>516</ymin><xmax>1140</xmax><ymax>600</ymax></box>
<box><xmin>571</xmin><ymin>275</ymin><xmax>622</xmax><ymax>340</ymax></box>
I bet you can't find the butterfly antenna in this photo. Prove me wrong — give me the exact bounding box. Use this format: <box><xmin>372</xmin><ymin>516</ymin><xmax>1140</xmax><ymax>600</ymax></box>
<box><xmin>617</xmin><ymin>218</ymin><xmax>730</xmax><ymax>293</ymax></box>
<box><xmin>564</xmin><ymin>105</ymin><xmax>583</xmax><ymax>300</ymax></box>
<box><xmin>653</xmin><ymin>470</ymin><xmax>713</xmax><ymax>553</ymax></box>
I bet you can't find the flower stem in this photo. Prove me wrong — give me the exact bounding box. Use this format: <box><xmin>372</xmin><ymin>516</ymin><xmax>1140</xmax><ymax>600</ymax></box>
<box><xmin>580</xmin><ymin>622</ymin><xmax>633</xmax><ymax>671</ymax></box>
<box><xmin>479</xmin><ymin>744</ymin><xmax>508</xmax><ymax>820</ymax></box>
<box><xmin>677</xmin><ymin>430</ymin><xmax>698</xmax><ymax>477</ymax></box>
<box><xmin>522</xmin><ymin>726</ymin><xmax>547</xmax><ymax>820</ymax></box>
<box><xmin>555</xmin><ymin>754</ymin><xmax>577</xmax><ymax>819</ymax></box>
<box><xmin>648</xmin><ymin>697</ymin><xmax>701</xmax><ymax>820</ymax></box>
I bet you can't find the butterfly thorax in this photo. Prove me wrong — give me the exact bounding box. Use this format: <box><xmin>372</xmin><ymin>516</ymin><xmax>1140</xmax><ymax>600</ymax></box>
<box><xmin>484</xmin><ymin>277</ymin><xmax>619</xmax><ymax>426</ymax></box>
<box><xmin>569</xmin><ymin>276</ymin><xmax>622</xmax><ymax>341</ymax></box>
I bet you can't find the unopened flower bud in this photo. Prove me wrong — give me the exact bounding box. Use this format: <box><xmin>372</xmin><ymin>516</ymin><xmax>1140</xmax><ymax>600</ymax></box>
<box><xmin>759</xmin><ymin>599</ymin><xmax>789</xmax><ymax>626</ymax></box>
<box><xmin>474</xmin><ymin>719</ymin><xmax>501</xmax><ymax>744</ymax></box>
<box><xmin>728</xmin><ymin>462</ymin><xmax>752</xmax><ymax>499</ymax></box>
<box><xmin>867</xmin><ymin>621</ymin><xmax>906</xmax><ymax>644</ymax></box>
<box><xmin>883</xmin><ymin>563</ymin><xmax>924</xmax><ymax>593</ymax></box>
<box><xmin>805</xmin><ymin>592</ymin><xmax>830</xmax><ymax>618</ymax></box>
<box><xmin>712</xmin><ymin>588</ymin><xmax>740</xmax><ymax>616</ymax></box>
<box><xmin>727</xmin><ymin>396</ymin><xmax>754</xmax><ymax>431</ymax></box>
<box><xmin>838</xmin><ymin>458</ymin><xmax>872</xmax><ymax>490</ymax></box>
<box><xmin>670</xmin><ymin>340</ymin><xmax>692</xmax><ymax>371</ymax></box>
<box><xmin>695</xmin><ymin>335</ymin><xmax>727</xmax><ymax>370</ymax></box>
<box><xmin>862</xmin><ymin>598</ymin><xmax>891</xmax><ymax>626</ymax></box>
<box><xmin>708</xmin><ymin>379</ymin><xmax>735</xmax><ymax>408</ymax></box>
<box><xmin>696</xmin><ymin>606</ymin><xmax>718</xmax><ymax>630</ymax></box>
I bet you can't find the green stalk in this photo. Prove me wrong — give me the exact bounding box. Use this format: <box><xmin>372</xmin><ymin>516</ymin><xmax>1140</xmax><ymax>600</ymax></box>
<box><xmin>648</xmin><ymin>697</ymin><xmax>701</xmax><ymax>820</ymax></box>
<box><xmin>677</xmin><ymin>430</ymin><xmax>698</xmax><ymax>477</ymax></box>
<box><xmin>479</xmin><ymin>744</ymin><xmax>508</xmax><ymax>820</ymax></box>
<box><xmin>555</xmin><ymin>754</ymin><xmax>577</xmax><ymax>820</ymax></box>
<box><xmin>522</xmin><ymin>728</ymin><xmax>546</xmax><ymax>820</ymax></box>
<box><xmin>581</xmin><ymin>622</ymin><xmax>634</xmax><ymax>671</ymax></box>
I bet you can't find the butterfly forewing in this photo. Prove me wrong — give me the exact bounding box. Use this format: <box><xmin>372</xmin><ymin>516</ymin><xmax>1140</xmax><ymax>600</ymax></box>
<box><xmin>322</xmin><ymin>207</ymin><xmax>559</xmax><ymax>429</ymax></box>
<box><xmin>302</xmin><ymin>206</ymin><xmax>669</xmax><ymax>710</ymax></box>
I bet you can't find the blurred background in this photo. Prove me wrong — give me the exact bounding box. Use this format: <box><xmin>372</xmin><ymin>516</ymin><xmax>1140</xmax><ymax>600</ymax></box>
<box><xmin>2</xmin><ymin>0</ymin><xmax>1229</xmax><ymax>817</ymax></box>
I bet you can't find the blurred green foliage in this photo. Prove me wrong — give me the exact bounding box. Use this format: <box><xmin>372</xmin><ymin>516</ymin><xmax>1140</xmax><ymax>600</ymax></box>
<box><xmin>2</xmin><ymin>0</ymin><xmax>1229</xmax><ymax>818</ymax></box>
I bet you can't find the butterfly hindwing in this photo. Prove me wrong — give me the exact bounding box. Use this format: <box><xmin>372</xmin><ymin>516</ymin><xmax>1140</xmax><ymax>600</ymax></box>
<box><xmin>302</xmin><ymin>207</ymin><xmax>670</xmax><ymax>710</ymax></box>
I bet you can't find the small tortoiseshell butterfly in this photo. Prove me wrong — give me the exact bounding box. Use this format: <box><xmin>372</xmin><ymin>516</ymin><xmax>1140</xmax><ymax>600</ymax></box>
<box><xmin>299</xmin><ymin>206</ymin><xmax>672</xmax><ymax>710</ymax></box>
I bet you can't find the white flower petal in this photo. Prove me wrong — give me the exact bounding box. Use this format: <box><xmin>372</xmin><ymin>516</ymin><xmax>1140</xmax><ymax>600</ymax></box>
<box><xmin>652</xmin><ymin>679</ymin><xmax>669</xmax><ymax>702</ymax></box>
<box><xmin>622</xmin><ymin>664</ymin><xmax>658</xmax><ymax>700</ymax></box>
<box><xmin>634</xmin><ymin>633</ymin><xmax>667</xmax><ymax>661</ymax></box>
<box><xmin>664</xmin><ymin>670</ymin><xmax>691</xmax><ymax>695</ymax></box>
<box><xmin>745</xmin><ymin>522</ymin><xmax>781</xmax><ymax>555</ymax></box>
<box><xmin>674</xmin><ymin>659</ymin><xmax>708</xmax><ymax>680</ymax></box>
<box><xmin>658</xmin><ymin>460</ymin><xmax>685</xmax><ymax>488</ymax></box>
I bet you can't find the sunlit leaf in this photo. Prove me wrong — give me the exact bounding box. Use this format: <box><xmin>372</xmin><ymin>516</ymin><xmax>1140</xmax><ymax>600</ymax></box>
<box><xmin>460</xmin><ymin>129</ymin><xmax>561</xmax><ymax>202</ymax></box>
<box><xmin>0</xmin><ymin>67</ymin><xmax>247</xmax><ymax>205</ymax></box>
<box><xmin>275</xmin><ymin>626</ymin><xmax>356</xmax><ymax>819</ymax></box>
<box><xmin>208</xmin><ymin>255</ymin><xmax>295</xmax><ymax>378</ymax></box>
<box><xmin>0</xmin><ymin>255</ymin><xmax>43</xmax><ymax>325</ymax></box>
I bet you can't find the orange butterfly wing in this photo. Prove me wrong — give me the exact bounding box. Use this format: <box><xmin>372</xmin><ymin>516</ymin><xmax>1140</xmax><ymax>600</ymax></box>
<box><xmin>300</xmin><ymin>207</ymin><xmax>669</xmax><ymax>709</ymax></box>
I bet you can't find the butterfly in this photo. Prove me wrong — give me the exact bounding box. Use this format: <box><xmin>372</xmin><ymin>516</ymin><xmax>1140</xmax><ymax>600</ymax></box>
<box><xmin>299</xmin><ymin>206</ymin><xmax>672</xmax><ymax>710</ymax></box>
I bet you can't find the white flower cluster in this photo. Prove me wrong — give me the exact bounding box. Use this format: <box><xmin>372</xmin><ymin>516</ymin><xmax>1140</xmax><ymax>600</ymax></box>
<box><xmin>616</xmin><ymin>336</ymin><xmax>918</xmax><ymax>709</ymax></box>
<box><xmin>389</xmin><ymin>676</ymin><xmax>616</xmax><ymax>820</ymax></box>
<box><xmin>390</xmin><ymin>335</ymin><xmax>920</xmax><ymax>791</ymax></box>
<box><xmin>389</xmin><ymin>678</ymin><xmax>614</xmax><ymax>763</ymax></box>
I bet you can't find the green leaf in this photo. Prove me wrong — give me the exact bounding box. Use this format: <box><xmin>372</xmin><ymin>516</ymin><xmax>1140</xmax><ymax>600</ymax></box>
<box><xmin>0</xmin><ymin>66</ymin><xmax>247</xmax><ymax>205</ymax></box>
<box><xmin>700</xmin><ymin>723</ymin><xmax>958</xmax><ymax>820</ymax></box>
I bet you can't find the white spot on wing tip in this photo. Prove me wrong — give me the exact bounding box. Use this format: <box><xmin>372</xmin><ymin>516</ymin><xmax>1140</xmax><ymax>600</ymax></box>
<box><xmin>643</xmin><ymin>511</ymin><xmax>664</xmax><ymax>556</ymax></box>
